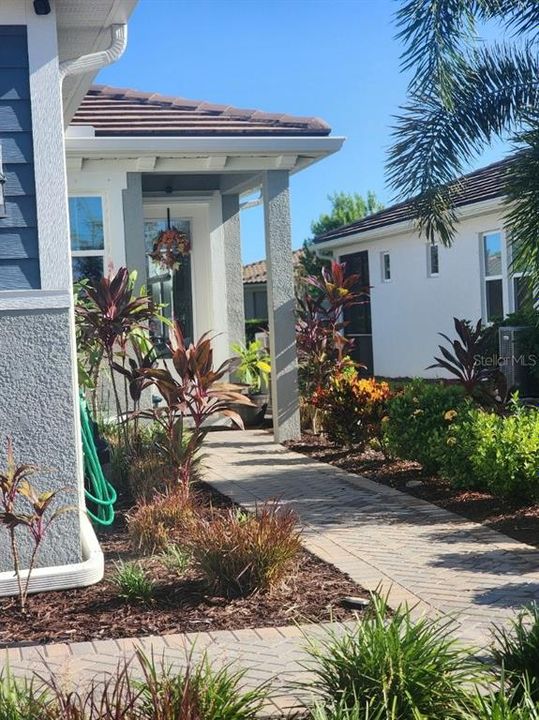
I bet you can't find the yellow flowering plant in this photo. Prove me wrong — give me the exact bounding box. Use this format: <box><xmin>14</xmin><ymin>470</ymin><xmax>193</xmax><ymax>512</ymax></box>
<box><xmin>313</xmin><ymin>371</ymin><xmax>391</xmax><ymax>448</ymax></box>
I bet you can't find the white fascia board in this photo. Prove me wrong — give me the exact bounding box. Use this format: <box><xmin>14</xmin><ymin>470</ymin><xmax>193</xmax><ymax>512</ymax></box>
<box><xmin>314</xmin><ymin>197</ymin><xmax>505</xmax><ymax>252</ymax></box>
<box><xmin>65</xmin><ymin>135</ymin><xmax>345</xmax><ymax>162</ymax></box>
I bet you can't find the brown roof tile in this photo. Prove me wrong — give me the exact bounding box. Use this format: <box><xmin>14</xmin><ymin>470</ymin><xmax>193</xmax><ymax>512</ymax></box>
<box><xmin>314</xmin><ymin>158</ymin><xmax>511</xmax><ymax>243</ymax></box>
<box><xmin>72</xmin><ymin>86</ymin><xmax>332</xmax><ymax>137</ymax></box>
<box><xmin>243</xmin><ymin>249</ymin><xmax>303</xmax><ymax>284</ymax></box>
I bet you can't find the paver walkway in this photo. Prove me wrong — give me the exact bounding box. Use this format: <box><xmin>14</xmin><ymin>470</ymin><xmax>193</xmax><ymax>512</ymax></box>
<box><xmin>204</xmin><ymin>429</ymin><xmax>539</xmax><ymax>646</ymax></box>
<box><xmin>1</xmin><ymin>428</ymin><xmax>539</xmax><ymax>716</ymax></box>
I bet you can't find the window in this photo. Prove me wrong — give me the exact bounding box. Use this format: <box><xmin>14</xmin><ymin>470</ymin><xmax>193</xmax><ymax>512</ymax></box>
<box><xmin>69</xmin><ymin>196</ymin><xmax>105</xmax><ymax>286</ymax></box>
<box><xmin>253</xmin><ymin>289</ymin><xmax>268</xmax><ymax>319</ymax></box>
<box><xmin>381</xmin><ymin>251</ymin><xmax>391</xmax><ymax>282</ymax></box>
<box><xmin>427</xmin><ymin>243</ymin><xmax>439</xmax><ymax>276</ymax></box>
<box><xmin>482</xmin><ymin>231</ymin><xmax>504</xmax><ymax>322</ymax></box>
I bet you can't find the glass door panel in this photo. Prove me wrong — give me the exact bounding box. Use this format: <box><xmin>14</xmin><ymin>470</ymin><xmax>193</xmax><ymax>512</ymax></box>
<box><xmin>143</xmin><ymin>217</ymin><xmax>193</xmax><ymax>350</ymax></box>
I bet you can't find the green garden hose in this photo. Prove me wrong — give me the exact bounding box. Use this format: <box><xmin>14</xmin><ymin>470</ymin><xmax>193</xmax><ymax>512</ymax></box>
<box><xmin>80</xmin><ymin>395</ymin><xmax>117</xmax><ymax>526</ymax></box>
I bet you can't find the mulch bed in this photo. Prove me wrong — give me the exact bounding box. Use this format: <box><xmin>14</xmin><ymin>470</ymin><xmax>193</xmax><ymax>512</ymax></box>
<box><xmin>287</xmin><ymin>434</ymin><xmax>539</xmax><ymax>549</ymax></box>
<box><xmin>0</xmin><ymin>481</ymin><xmax>366</xmax><ymax>648</ymax></box>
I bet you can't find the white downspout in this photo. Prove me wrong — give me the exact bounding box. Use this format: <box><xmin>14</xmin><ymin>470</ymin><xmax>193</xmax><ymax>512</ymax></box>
<box><xmin>59</xmin><ymin>23</ymin><xmax>127</xmax><ymax>79</ymax></box>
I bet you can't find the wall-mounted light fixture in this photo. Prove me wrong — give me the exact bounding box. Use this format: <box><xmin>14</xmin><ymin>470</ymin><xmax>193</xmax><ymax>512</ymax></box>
<box><xmin>33</xmin><ymin>0</ymin><xmax>51</xmax><ymax>14</ymax></box>
<box><xmin>0</xmin><ymin>144</ymin><xmax>6</xmax><ymax>218</ymax></box>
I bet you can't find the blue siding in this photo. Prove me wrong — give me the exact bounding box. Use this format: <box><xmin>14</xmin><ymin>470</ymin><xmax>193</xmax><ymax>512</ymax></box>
<box><xmin>0</xmin><ymin>26</ymin><xmax>39</xmax><ymax>291</ymax></box>
<box><xmin>1</xmin><ymin>133</ymin><xmax>34</xmax><ymax>164</ymax></box>
<box><xmin>0</xmin><ymin>259</ymin><xmax>40</xmax><ymax>290</ymax></box>
<box><xmin>0</xmin><ymin>229</ymin><xmax>38</xmax><ymax>259</ymax></box>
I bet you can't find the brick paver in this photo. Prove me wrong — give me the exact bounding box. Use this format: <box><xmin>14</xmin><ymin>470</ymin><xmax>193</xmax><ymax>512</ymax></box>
<box><xmin>203</xmin><ymin>429</ymin><xmax>539</xmax><ymax>646</ymax></box>
<box><xmin>1</xmin><ymin>429</ymin><xmax>538</xmax><ymax>716</ymax></box>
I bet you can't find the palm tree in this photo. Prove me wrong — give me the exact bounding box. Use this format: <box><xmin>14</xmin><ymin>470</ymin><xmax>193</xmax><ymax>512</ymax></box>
<box><xmin>387</xmin><ymin>0</ymin><xmax>539</xmax><ymax>280</ymax></box>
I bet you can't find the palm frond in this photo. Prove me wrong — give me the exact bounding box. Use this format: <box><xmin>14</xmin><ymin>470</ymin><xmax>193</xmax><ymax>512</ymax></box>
<box><xmin>504</xmin><ymin>123</ymin><xmax>539</xmax><ymax>285</ymax></box>
<box><xmin>396</xmin><ymin>0</ymin><xmax>479</xmax><ymax>102</ymax></box>
<box><xmin>388</xmin><ymin>43</ymin><xmax>539</xmax><ymax>245</ymax></box>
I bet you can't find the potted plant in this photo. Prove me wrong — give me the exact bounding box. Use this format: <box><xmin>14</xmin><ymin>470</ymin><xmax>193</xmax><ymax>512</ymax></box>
<box><xmin>231</xmin><ymin>339</ymin><xmax>271</xmax><ymax>426</ymax></box>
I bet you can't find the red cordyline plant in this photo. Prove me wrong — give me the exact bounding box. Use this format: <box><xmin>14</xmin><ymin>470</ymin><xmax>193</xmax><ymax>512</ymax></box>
<box><xmin>75</xmin><ymin>267</ymin><xmax>158</xmax><ymax>442</ymax></box>
<box><xmin>427</xmin><ymin>318</ymin><xmax>506</xmax><ymax>404</ymax></box>
<box><xmin>0</xmin><ymin>438</ymin><xmax>73</xmax><ymax>612</ymax></box>
<box><xmin>296</xmin><ymin>260</ymin><xmax>366</xmax><ymax>426</ymax></box>
<box><xmin>138</xmin><ymin>321</ymin><xmax>252</xmax><ymax>495</ymax></box>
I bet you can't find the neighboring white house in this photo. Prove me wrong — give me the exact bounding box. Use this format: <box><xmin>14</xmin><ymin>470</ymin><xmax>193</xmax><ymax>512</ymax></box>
<box><xmin>314</xmin><ymin>159</ymin><xmax>530</xmax><ymax>378</ymax></box>
<box><xmin>0</xmin><ymin>1</ymin><xmax>344</xmax><ymax>593</ymax></box>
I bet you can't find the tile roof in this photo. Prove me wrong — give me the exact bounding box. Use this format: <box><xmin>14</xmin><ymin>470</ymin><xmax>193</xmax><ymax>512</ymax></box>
<box><xmin>243</xmin><ymin>249</ymin><xmax>303</xmax><ymax>284</ymax></box>
<box><xmin>71</xmin><ymin>85</ymin><xmax>332</xmax><ymax>137</ymax></box>
<box><xmin>314</xmin><ymin>158</ymin><xmax>511</xmax><ymax>243</ymax></box>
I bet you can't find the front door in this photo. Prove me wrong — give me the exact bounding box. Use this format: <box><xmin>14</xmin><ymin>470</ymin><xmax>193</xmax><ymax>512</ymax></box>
<box><xmin>341</xmin><ymin>250</ymin><xmax>374</xmax><ymax>376</ymax></box>
<box><xmin>143</xmin><ymin>210</ymin><xmax>193</xmax><ymax>350</ymax></box>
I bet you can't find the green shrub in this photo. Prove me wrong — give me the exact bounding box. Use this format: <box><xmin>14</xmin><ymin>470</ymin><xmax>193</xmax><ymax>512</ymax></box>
<box><xmin>111</xmin><ymin>560</ymin><xmax>155</xmax><ymax>603</ymax></box>
<box><xmin>383</xmin><ymin>379</ymin><xmax>469</xmax><ymax>472</ymax></box>
<box><xmin>440</xmin><ymin>403</ymin><xmax>539</xmax><ymax>500</ymax></box>
<box><xmin>310</xmin><ymin>699</ymin><xmax>387</xmax><ymax>719</ymax></box>
<box><xmin>189</xmin><ymin>503</ymin><xmax>302</xmax><ymax>597</ymax></box>
<box><xmin>492</xmin><ymin>604</ymin><xmax>539</xmax><ymax>703</ymax></box>
<box><xmin>159</xmin><ymin>543</ymin><xmax>191</xmax><ymax>575</ymax></box>
<box><xmin>305</xmin><ymin>594</ymin><xmax>479</xmax><ymax>719</ymax></box>
<box><xmin>463</xmin><ymin>682</ymin><xmax>539</xmax><ymax>719</ymax></box>
<box><xmin>137</xmin><ymin>651</ymin><xmax>268</xmax><ymax>720</ymax></box>
<box><xmin>0</xmin><ymin>673</ymin><xmax>49</xmax><ymax>720</ymax></box>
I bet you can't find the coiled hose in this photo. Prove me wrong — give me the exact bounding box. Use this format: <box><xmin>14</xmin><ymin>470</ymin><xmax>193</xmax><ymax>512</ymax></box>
<box><xmin>80</xmin><ymin>395</ymin><xmax>117</xmax><ymax>526</ymax></box>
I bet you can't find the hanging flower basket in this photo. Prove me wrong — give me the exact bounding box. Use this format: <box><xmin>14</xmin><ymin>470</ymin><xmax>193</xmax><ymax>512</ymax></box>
<box><xmin>148</xmin><ymin>227</ymin><xmax>191</xmax><ymax>272</ymax></box>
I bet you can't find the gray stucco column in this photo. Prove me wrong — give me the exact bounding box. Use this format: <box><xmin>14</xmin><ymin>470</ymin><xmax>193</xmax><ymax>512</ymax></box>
<box><xmin>221</xmin><ymin>194</ymin><xmax>245</xmax><ymax>348</ymax></box>
<box><xmin>123</xmin><ymin>173</ymin><xmax>147</xmax><ymax>288</ymax></box>
<box><xmin>262</xmin><ymin>170</ymin><xmax>301</xmax><ymax>443</ymax></box>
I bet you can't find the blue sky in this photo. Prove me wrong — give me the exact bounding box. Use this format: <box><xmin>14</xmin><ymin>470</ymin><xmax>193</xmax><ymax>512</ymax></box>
<box><xmin>97</xmin><ymin>0</ymin><xmax>509</xmax><ymax>264</ymax></box>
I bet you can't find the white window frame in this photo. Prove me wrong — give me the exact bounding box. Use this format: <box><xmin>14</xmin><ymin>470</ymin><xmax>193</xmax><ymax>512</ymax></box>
<box><xmin>426</xmin><ymin>242</ymin><xmax>439</xmax><ymax>277</ymax></box>
<box><xmin>69</xmin><ymin>194</ymin><xmax>106</xmax><ymax>279</ymax></box>
<box><xmin>380</xmin><ymin>251</ymin><xmax>391</xmax><ymax>282</ymax></box>
<box><xmin>480</xmin><ymin>229</ymin><xmax>507</xmax><ymax>323</ymax></box>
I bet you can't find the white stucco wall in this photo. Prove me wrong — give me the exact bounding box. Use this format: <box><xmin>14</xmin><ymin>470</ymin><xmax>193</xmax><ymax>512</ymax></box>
<box><xmin>335</xmin><ymin>206</ymin><xmax>509</xmax><ymax>378</ymax></box>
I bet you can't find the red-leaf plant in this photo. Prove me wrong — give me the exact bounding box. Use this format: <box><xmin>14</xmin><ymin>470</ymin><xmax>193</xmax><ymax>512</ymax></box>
<box><xmin>0</xmin><ymin>438</ymin><xmax>74</xmax><ymax>612</ymax></box>
<box><xmin>296</xmin><ymin>260</ymin><xmax>367</xmax><ymax>427</ymax></box>
<box><xmin>138</xmin><ymin>322</ymin><xmax>252</xmax><ymax>496</ymax></box>
<box><xmin>75</xmin><ymin>268</ymin><xmax>158</xmax><ymax>444</ymax></box>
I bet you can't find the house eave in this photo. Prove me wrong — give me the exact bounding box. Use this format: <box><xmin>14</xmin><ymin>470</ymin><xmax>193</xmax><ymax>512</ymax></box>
<box><xmin>64</xmin><ymin>134</ymin><xmax>346</xmax><ymax>175</ymax></box>
<box><xmin>314</xmin><ymin>196</ymin><xmax>505</xmax><ymax>252</ymax></box>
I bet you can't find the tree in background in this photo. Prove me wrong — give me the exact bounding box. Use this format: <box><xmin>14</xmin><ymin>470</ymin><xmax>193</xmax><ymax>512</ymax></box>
<box><xmin>299</xmin><ymin>191</ymin><xmax>384</xmax><ymax>279</ymax></box>
<box><xmin>388</xmin><ymin>0</ymin><xmax>539</xmax><ymax>282</ymax></box>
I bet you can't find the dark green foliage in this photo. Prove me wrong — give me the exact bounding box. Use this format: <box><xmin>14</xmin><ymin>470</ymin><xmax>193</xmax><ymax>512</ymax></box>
<box><xmin>310</xmin><ymin>192</ymin><xmax>384</xmax><ymax>238</ymax></box>
<box><xmin>244</xmin><ymin>318</ymin><xmax>268</xmax><ymax>343</ymax></box>
<box><xmin>383</xmin><ymin>379</ymin><xmax>469</xmax><ymax>473</ymax></box>
<box><xmin>305</xmin><ymin>594</ymin><xmax>478</xmax><ymax>719</ymax></box>
<box><xmin>389</xmin><ymin>1</ymin><xmax>539</xmax><ymax>283</ymax></box>
<box><xmin>493</xmin><ymin>604</ymin><xmax>539</xmax><ymax>703</ymax></box>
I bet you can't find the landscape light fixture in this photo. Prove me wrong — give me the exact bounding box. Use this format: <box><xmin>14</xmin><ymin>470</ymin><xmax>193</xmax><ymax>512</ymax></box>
<box><xmin>33</xmin><ymin>0</ymin><xmax>51</xmax><ymax>15</ymax></box>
